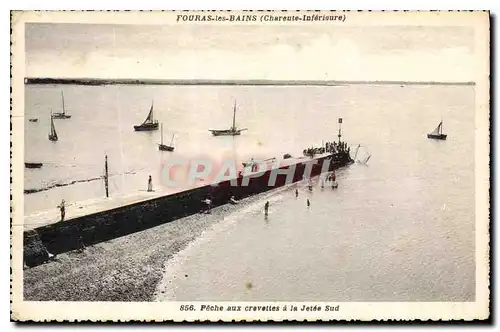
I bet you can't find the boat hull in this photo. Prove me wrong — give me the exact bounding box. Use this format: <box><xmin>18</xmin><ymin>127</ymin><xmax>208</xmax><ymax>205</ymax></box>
<box><xmin>29</xmin><ymin>119</ymin><xmax>38</xmax><ymax>122</ymax></box>
<box><xmin>134</xmin><ymin>123</ymin><xmax>159</xmax><ymax>131</ymax></box>
<box><xmin>158</xmin><ymin>144</ymin><xmax>174</xmax><ymax>152</ymax></box>
<box><xmin>23</xmin><ymin>150</ymin><xmax>353</xmax><ymax>267</ymax></box>
<box><xmin>210</xmin><ymin>129</ymin><xmax>243</xmax><ymax>136</ymax></box>
<box><xmin>427</xmin><ymin>134</ymin><xmax>447</xmax><ymax>140</ymax></box>
<box><xmin>25</xmin><ymin>163</ymin><xmax>43</xmax><ymax>169</ymax></box>
<box><xmin>48</xmin><ymin>135</ymin><xmax>58</xmax><ymax>142</ymax></box>
<box><xmin>52</xmin><ymin>113</ymin><xmax>71</xmax><ymax>119</ymax></box>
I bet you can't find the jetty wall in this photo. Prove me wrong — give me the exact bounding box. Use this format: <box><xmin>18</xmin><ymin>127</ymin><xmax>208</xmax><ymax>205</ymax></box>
<box><xmin>23</xmin><ymin>152</ymin><xmax>352</xmax><ymax>267</ymax></box>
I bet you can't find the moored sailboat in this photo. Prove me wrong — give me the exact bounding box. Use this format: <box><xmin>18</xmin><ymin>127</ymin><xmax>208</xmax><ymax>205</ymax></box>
<box><xmin>209</xmin><ymin>101</ymin><xmax>248</xmax><ymax>136</ymax></box>
<box><xmin>427</xmin><ymin>120</ymin><xmax>447</xmax><ymax>140</ymax></box>
<box><xmin>52</xmin><ymin>91</ymin><xmax>72</xmax><ymax>119</ymax></box>
<box><xmin>134</xmin><ymin>101</ymin><xmax>159</xmax><ymax>131</ymax></box>
<box><xmin>48</xmin><ymin>112</ymin><xmax>58</xmax><ymax>141</ymax></box>
<box><xmin>158</xmin><ymin>123</ymin><xmax>175</xmax><ymax>152</ymax></box>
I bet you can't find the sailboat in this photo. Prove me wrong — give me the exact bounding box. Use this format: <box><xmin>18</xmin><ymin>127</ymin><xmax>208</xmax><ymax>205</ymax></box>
<box><xmin>134</xmin><ymin>101</ymin><xmax>159</xmax><ymax>131</ymax></box>
<box><xmin>427</xmin><ymin>120</ymin><xmax>447</xmax><ymax>140</ymax></box>
<box><xmin>48</xmin><ymin>111</ymin><xmax>58</xmax><ymax>141</ymax></box>
<box><xmin>209</xmin><ymin>101</ymin><xmax>248</xmax><ymax>136</ymax></box>
<box><xmin>52</xmin><ymin>91</ymin><xmax>71</xmax><ymax>119</ymax></box>
<box><xmin>353</xmin><ymin>144</ymin><xmax>372</xmax><ymax>164</ymax></box>
<box><xmin>158</xmin><ymin>123</ymin><xmax>175</xmax><ymax>152</ymax></box>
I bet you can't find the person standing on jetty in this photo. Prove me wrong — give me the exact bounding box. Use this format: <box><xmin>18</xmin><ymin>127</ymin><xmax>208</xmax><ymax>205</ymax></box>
<box><xmin>58</xmin><ymin>199</ymin><xmax>66</xmax><ymax>222</ymax></box>
<box><xmin>264</xmin><ymin>201</ymin><xmax>269</xmax><ymax>216</ymax></box>
<box><xmin>147</xmin><ymin>175</ymin><xmax>153</xmax><ymax>192</ymax></box>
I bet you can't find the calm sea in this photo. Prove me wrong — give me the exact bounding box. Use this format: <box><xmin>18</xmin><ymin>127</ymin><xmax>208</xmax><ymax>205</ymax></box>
<box><xmin>24</xmin><ymin>83</ymin><xmax>475</xmax><ymax>301</ymax></box>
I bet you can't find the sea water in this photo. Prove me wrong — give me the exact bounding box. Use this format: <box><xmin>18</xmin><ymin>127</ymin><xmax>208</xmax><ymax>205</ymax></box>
<box><xmin>24</xmin><ymin>83</ymin><xmax>475</xmax><ymax>301</ymax></box>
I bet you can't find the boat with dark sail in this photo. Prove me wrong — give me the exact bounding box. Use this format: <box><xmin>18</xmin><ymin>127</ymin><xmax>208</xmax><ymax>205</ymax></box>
<box><xmin>25</xmin><ymin>162</ymin><xmax>43</xmax><ymax>169</ymax></box>
<box><xmin>209</xmin><ymin>101</ymin><xmax>247</xmax><ymax>136</ymax></box>
<box><xmin>427</xmin><ymin>120</ymin><xmax>447</xmax><ymax>140</ymax></box>
<box><xmin>48</xmin><ymin>112</ymin><xmax>58</xmax><ymax>142</ymax></box>
<box><xmin>52</xmin><ymin>91</ymin><xmax>71</xmax><ymax>119</ymax></box>
<box><xmin>158</xmin><ymin>123</ymin><xmax>175</xmax><ymax>152</ymax></box>
<box><xmin>134</xmin><ymin>101</ymin><xmax>159</xmax><ymax>131</ymax></box>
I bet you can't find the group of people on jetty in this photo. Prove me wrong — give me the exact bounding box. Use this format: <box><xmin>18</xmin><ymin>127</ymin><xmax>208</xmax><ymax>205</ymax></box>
<box><xmin>303</xmin><ymin>141</ymin><xmax>350</xmax><ymax>158</ymax></box>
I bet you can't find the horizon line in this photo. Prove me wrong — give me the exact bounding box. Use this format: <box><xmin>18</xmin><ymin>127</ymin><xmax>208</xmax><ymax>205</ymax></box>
<box><xmin>24</xmin><ymin>77</ymin><xmax>476</xmax><ymax>86</ymax></box>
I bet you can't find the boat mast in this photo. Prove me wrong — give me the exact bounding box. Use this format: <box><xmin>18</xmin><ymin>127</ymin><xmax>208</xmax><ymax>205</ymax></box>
<box><xmin>354</xmin><ymin>144</ymin><xmax>360</xmax><ymax>160</ymax></box>
<box><xmin>151</xmin><ymin>101</ymin><xmax>154</xmax><ymax>123</ymax></box>
<box><xmin>50</xmin><ymin>111</ymin><xmax>56</xmax><ymax>136</ymax></box>
<box><xmin>232</xmin><ymin>101</ymin><xmax>236</xmax><ymax>130</ymax></box>
<box><xmin>161</xmin><ymin>123</ymin><xmax>164</xmax><ymax>145</ymax></box>
<box><xmin>104</xmin><ymin>155</ymin><xmax>109</xmax><ymax>198</ymax></box>
<box><xmin>61</xmin><ymin>91</ymin><xmax>65</xmax><ymax>115</ymax></box>
<box><xmin>169</xmin><ymin>134</ymin><xmax>175</xmax><ymax>146</ymax></box>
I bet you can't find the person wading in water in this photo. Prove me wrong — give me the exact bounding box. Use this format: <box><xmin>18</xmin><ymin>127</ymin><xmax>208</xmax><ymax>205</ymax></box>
<box><xmin>307</xmin><ymin>199</ymin><xmax>310</xmax><ymax>208</ymax></box>
<box><xmin>295</xmin><ymin>189</ymin><xmax>298</xmax><ymax>197</ymax></box>
<box><xmin>58</xmin><ymin>199</ymin><xmax>66</xmax><ymax>222</ymax></box>
<box><xmin>264</xmin><ymin>201</ymin><xmax>270</xmax><ymax>216</ymax></box>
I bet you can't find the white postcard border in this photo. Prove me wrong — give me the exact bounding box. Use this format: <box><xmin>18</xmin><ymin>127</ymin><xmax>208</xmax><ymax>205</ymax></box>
<box><xmin>10</xmin><ymin>10</ymin><xmax>490</xmax><ymax>321</ymax></box>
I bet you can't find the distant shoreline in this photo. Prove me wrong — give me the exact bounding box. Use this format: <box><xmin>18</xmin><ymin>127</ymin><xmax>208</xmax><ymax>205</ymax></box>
<box><xmin>24</xmin><ymin>77</ymin><xmax>476</xmax><ymax>87</ymax></box>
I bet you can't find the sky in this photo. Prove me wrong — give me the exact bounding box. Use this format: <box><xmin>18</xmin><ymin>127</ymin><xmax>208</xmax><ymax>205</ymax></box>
<box><xmin>25</xmin><ymin>23</ymin><xmax>476</xmax><ymax>82</ymax></box>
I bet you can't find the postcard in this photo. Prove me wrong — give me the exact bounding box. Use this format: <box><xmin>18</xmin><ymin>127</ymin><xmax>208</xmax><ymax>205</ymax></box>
<box><xmin>10</xmin><ymin>10</ymin><xmax>490</xmax><ymax>322</ymax></box>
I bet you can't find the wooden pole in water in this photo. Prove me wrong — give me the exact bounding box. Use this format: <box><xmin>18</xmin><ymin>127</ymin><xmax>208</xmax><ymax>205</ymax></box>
<box><xmin>104</xmin><ymin>155</ymin><xmax>109</xmax><ymax>198</ymax></box>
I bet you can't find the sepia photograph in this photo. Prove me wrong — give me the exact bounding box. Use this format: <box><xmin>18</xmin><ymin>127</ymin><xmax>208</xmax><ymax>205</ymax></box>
<box><xmin>10</xmin><ymin>10</ymin><xmax>490</xmax><ymax>321</ymax></box>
